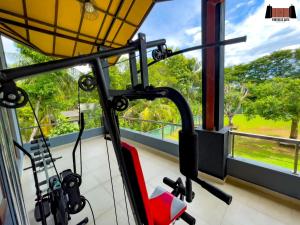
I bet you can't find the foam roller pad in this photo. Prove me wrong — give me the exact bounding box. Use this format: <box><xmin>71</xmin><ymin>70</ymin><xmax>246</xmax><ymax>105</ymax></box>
<box><xmin>179</xmin><ymin>131</ymin><xmax>198</xmax><ymax>179</ymax></box>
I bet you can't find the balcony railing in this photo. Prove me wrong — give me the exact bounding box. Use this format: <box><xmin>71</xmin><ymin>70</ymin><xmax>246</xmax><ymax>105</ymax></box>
<box><xmin>120</xmin><ymin>117</ymin><xmax>182</xmax><ymax>141</ymax></box>
<box><xmin>19</xmin><ymin>115</ymin><xmax>299</xmax><ymax>175</ymax></box>
<box><xmin>19</xmin><ymin>114</ymin><xmax>102</xmax><ymax>143</ymax></box>
<box><xmin>229</xmin><ymin>131</ymin><xmax>300</xmax><ymax>174</ymax></box>
<box><xmin>119</xmin><ymin>115</ymin><xmax>201</xmax><ymax>141</ymax></box>
<box><xmin>120</xmin><ymin>117</ymin><xmax>299</xmax><ymax>174</ymax></box>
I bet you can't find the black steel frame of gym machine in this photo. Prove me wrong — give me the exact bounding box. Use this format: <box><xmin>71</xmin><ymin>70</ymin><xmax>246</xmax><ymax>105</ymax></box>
<box><xmin>0</xmin><ymin>33</ymin><xmax>237</xmax><ymax>225</ymax></box>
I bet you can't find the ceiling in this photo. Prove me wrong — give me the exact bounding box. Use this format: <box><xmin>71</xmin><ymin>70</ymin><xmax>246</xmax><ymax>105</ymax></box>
<box><xmin>0</xmin><ymin>0</ymin><xmax>157</xmax><ymax>64</ymax></box>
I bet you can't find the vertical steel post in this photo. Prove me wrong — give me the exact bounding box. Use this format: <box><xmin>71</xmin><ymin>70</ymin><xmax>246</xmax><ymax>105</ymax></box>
<box><xmin>138</xmin><ymin>33</ymin><xmax>149</xmax><ymax>88</ymax></box>
<box><xmin>99</xmin><ymin>47</ymin><xmax>110</xmax><ymax>89</ymax></box>
<box><xmin>293</xmin><ymin>144</ymin><xmax>299</xmax><ymax>174</ymax></box>
<box><xmin>231</xmin><ymin>134</ymin><xmax>235</xmax><ymax>158</ymax></box>
<box><xmin>92</xmin><ymin>58</ymin><xmax>142</xmax><ymax>225</ymax></box>
<box><xmin>129</xmin><ymin>51</ymin><xmax>138</xmax><ymax>87</ymax></box>
<box><xmin>201</xmin><ymin>0</ymin><xmax>225</xmax><ymax>130</ymax></box>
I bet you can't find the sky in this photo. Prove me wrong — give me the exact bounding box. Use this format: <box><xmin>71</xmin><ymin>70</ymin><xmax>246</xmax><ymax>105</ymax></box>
<box><xmin>138</xmin><ymin>0</ymin><xmax>300</xmax><ymax>65</ymax></box>
<box><xmin>2</xmin><ymin>0</ymin><xmax>300</xmax><ymax>67</ymax></box>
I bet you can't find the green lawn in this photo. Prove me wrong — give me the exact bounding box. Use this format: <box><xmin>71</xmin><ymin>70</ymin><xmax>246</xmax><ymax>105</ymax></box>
<box><xmin>226</xmin><ymin>114</ymin><xmax>299</xmax><ymax>138</ymax></box>
<box><xmin>234</xmin><ymin>136</ymin><xmax>295</xmax><ymax>170</ymax></box>
<box><xmin>229</xmin><ymin>115</ymin><xmax>299</xmax><ymax>171</ymax></box>
<box><xmin>166</xmin><ymin>115</ymin><xmax>299</xmax><ymax>171</ymax></box>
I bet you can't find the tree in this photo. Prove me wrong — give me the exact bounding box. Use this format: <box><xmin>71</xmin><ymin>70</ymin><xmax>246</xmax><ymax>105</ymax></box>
<box><xmin>224</xmin><ymin>65</ymin><xmax>249</xmax><ymax>126</ymax></box>
<box><xmin>16</xmin><ymin>44</ymin><xmax>78</xmax><ymax>140</ymax></box>
<box><xmin>122</xmin><ymin>99</ymin><xmax>179</xmax><ymax>132</ymax></box>
<box><xmin>224</xmin><ymin>48</ymin><xmax>299</xmax><ymax>129</ymax></box>
<box><xmin>109</xmin><ymin>64</ymin><xmax>131</xmax><ymax>90</ymax></box>
<box><xmin>239</xmin><ymin>49</ymin><xmax>298</xmax><ymax>82</ymax></box>
<box><xmin>115</xmin><ymin>53</ymin><xmax>202</xmax><ymax>130</ymax></box>
<box><xmin>224</xmin><ymin>83</ymin><xmax>248</xmax><ymax>127</ymax></box>
<box><xmin>245</xmin><ymin>78</ymin><xmax>300</xmax><ymax>139</ymax></box>
<box><xmin>156</xmin><ymin>54</ymin><xmax>202</xmax><ymax>116</ymax></box>
<box><xmin>164</xmin><ymin>54</ymin><xmax>201</xmax><ymax>101</ymax></box>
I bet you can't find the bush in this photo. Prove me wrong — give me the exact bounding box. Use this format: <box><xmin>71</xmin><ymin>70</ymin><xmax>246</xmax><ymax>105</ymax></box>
<box><xmin>50</xmin><ymin>115</ymin><xmax>79</xmax><ymax>137</ymax></box>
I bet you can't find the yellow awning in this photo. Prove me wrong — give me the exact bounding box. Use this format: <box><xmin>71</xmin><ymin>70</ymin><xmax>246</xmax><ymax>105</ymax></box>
<box><xmin>0</xmin><ymin>0</ymin><xmax>156</xmax><ymax>64</ymax></box>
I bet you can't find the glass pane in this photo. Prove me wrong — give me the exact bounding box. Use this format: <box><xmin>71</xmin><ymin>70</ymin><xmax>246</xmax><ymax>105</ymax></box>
<box><xmin>234</xmin><ymin>136</ymin><xmax>295</xmax><ymax>171</ymax></box>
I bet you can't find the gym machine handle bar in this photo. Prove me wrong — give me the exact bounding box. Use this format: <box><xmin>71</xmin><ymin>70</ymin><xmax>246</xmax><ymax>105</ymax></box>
<box><xmin>163</xmin><ymin>177</ymin><xmax>195</xmax><ymax>199</ymax></box>
<box><xmin>194</xmin><ymin>177</ymin><xmax>232</xmax><ymax>205</ymax></box>
<box><xmin>164</xmin><ymin>177</ymin><xmax>232</xmax><ymax>205</ymax></box>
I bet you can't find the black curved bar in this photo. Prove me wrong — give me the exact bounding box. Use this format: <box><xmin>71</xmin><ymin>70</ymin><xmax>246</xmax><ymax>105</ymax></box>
<box><xmin>120</xmin><ymin>87</ymin><xmax>197</xmax><ymax>202</ymax></box>
<box><xmin>159</xmin><ymin>87</ymin><xmax>194</xmax><ymax>132</ymax></box>
<box><xmin>72</xmin><ymin>112</ymin><xmax>85</xmax><ymax>173</ymax></box>
<box><xmin>122</xmin><ymin>87</ymin><xmax>194</xmax><ymax>133</ymax></box>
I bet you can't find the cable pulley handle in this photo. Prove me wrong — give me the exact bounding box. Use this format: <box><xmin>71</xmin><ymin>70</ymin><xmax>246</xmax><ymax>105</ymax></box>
<box><xmin>72</xmin><ymin>112</ymin><xmax>85</xmax><ymax>173</ymax></box>
<box><xmin>79</xmin><ymin>112</ymin><xmax>85</xmax><ymax>130</ymax></box>
<box><xmin>194</xmin><ymin>177</ymin><xmax>232</xmax><ymax>205</ymax></box>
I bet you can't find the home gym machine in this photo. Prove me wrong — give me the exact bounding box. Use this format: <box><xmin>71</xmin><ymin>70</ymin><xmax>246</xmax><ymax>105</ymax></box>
<box><xmin>0</xmin><ymin>32</ymin><xmax>245</xmax><ymax>224</ymax></box>
<box><xmin>13</xmin><ymin>112</ymin><xmax>89</xmax><ymax>225</ymax></box>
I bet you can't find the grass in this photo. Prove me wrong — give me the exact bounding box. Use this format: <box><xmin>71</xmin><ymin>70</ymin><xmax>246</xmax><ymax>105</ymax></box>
<box><xmin>234</xmin><ymin>136</ymin><xmax>295</xmax><ymax>170</ymax></box>
<box><xmin>229</xmin><ymin>115</ymin><xmax>299</xmax><ymax>171</ymax></box>
<box><xmin>165</xmin><ymin>114</ymin><xmax>299</xmax><ymax>171</ymax></box>
<box><xmin>226</xmin><ymin>114</ymin><xmax>299</xmax><ymax>138</ymax></box>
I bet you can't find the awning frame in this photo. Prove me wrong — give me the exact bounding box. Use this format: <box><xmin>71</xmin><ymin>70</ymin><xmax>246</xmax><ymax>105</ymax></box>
<box><xmin>0</xmin><ymin>0</ymin><xmax>161</xmax><ymax>62</ymax></box>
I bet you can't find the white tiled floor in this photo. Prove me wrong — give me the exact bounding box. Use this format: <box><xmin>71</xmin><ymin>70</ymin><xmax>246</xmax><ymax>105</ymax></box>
<box><xmin>21</xmin><ymin>136</ymin><xmax>300</xmax><ymax>225</ymax></box>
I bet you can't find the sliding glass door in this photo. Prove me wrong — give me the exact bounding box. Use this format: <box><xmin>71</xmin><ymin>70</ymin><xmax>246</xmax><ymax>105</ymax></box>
<box><xmin>0</xmin><ymin>108</ymin><xmax>29</xmax><ymax>225</ymax></box>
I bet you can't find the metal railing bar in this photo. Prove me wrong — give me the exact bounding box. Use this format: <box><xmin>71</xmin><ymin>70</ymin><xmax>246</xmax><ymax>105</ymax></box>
<box><xmin>294</xmin><ymin>144</ymin><xmax>299</xmax><ymax>174</ymax></box>
<box><xmin>230</xmin><ymin>131</ymin><xmax>300</xmax><ymax>145</ymax></box>
<box><xmin>231</xmin><ymin>134</ymin><xmax>235</xmax><ymax>158</ymax></box>
<box><xmin>230</xmin><ymin>131</ymin><xmax>299</xmax><ymax>174</ymax></box>
<box><xmin>121</xmin><ymin>116</ymin><xmax>182</xmax><ymax>127</ymax></box>
<box><xmin>21</xmin><ymin>115</ymin><xmax>196</xmax><ymax>131</ymax></box>
<box><xmin>234</xmin><ymin>150</ymin><xmax>295</xmax><ymax>165</ymax></box>
<box><xmin>19</xmin><ymin>115</ymin><xmax>102</xmax><ymax>130</ymax></box>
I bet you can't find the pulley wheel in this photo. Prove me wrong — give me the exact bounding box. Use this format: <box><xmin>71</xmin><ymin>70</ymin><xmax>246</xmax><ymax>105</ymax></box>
<box><xmin>152</xmin><ymin>49</ymin><xmax>163</xmax><ymax>61</ymax></box>
<box><xmin>112</xmin><ymin>96</ymin><xmax>129</xmax><ymax>111</ymax></box>
<box><xmin>0</xmin><ymin>86</ymin><xmax>28</xmax><ymax>108</ymax></box>
<box><xmin>78</xmin><ymin>75</ymin><xmax>96</xmax><ymax>92</ymax></box>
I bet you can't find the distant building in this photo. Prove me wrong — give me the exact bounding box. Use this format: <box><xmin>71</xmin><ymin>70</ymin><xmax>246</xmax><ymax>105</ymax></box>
<box><xmin>61</xmin><ymin>103</ymin><xmax>98</xmax><ymax>121</ymax></box>
<box><xmin>61</xmin><ymin>110</ymin><xmax>80</xmax><ymax>122</ymax></box>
